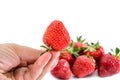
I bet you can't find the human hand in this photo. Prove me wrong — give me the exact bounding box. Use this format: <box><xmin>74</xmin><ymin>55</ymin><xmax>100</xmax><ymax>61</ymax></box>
<box><xmin>0</xmin><ymin>43</ymin><xmax>60</xmax><ymax>80</ymax></box>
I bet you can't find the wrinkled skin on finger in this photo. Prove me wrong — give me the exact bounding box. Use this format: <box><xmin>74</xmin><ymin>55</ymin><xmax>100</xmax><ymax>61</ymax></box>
<box><xmin>0</xmin><ymin>43</ymin><xmax>60</xmax><ymax>80</ymax></box>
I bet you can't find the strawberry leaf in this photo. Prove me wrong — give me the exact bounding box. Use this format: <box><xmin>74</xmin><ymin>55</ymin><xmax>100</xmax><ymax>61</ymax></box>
<box><xmin>92</xmin><ymin>41</ymin><xmax>99</xmax><ymax>49</ymax></box>
<box><xmin>85</xmin><ymin>46</ymin><xmax>96</xmax><ymax>52</ymax></box>
<box><xmin>94</xmin><ymin>41</ymin><xmax>99</xmax><ymax>49</ymax></box>
<box><xmin>72</xmin><ymin>52</ymin><xmax>79</xmax><ymax>58</ymax></box>
<box><xmin>84</xmin><ymin>41</ymin><xmax>100</xmax><ymax>53</ymax></box>
<box><xmin>77</xmin><ymin>36</ymin><xmax>86</xmax><ymax>43</ymax></box>
<box><xmin>74</xmin><ymin>47</ymin><xmax>81</xmax><ymax>53</ymax></box>
<box><xmin>110</xmin><ymin>47</ymin><xmax>120</xmax><ymax>60</ymax></box>
<box><xmin>66</xmin><ymin>41</ymin><xmax>74</xmax><ymax>53</ymax></box>
<box><xmin>40</xmin><ymin>45</ymin><xmax>48</xmax><ymax>49</ymax></box>
<box><xmin>115</xmin><ymin>47</ymin><xmax>120</xmax><ymax>55</ymax></box>
<box><xmin>110</xmin><ymin>49</ymin><xmax>114</xmax><ymax>52</ymax></box>
<box><xmin>61</xmin><ymin>51</ymin><xmax>65</xmax><ymax>57</ymax></box>
<box><xmin>85</xmin><ymin>42</ymin><xmax>90</xmax><ymax>46</ymax></box>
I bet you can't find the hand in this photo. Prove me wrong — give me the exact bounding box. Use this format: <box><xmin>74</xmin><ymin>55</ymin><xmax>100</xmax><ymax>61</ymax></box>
<box><xmin>0</xmin><ymin>43</ymin><xmax>60</xmax><ymax>80</ymax></box>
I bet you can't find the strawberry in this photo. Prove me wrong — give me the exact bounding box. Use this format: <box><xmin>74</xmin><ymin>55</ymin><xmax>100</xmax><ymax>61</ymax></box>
<box><xmin>72</xmin><ymin>55</ymin><xmax>96</xmax><ymax>77</ymax></box>
<box><xmin>98</xmin><ymin>48</ymin><xmax>120</xmax><ymax>77</ymax></box>
<box><xmin>59</xmin><ymin>50</ymin><xmax>74</xmax><ymax>65</ymax></box>
<box><xmin>84</xmin><ymin>42</ymin><xmax>105</xmax><ymax>61</ymax></box>
<box><xmin>51</xmin><ymin>59</ymin><xmax>71</xmax><ymax>79</ymax></box>
<box><xmin>74</xmin><ymin>36</ymin><xmax>87</xmax><ymax>55</ymax></box>
<box><xmin>74</xmin><ymin>36</ymin><xmax>87</xmax><ymax>48</ymax></box>
<box><xmin>43</xmin><ymin>20</ymin><xmax>71</xmax><ymax>51</ymax></box>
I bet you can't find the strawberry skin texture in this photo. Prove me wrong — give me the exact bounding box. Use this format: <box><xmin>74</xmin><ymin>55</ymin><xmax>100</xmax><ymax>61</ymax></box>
<box><xmin>74</xmin><ymin>42</ymin><xmax>86</xmax><ymax>48</ymax></box>
<box><xmin>59</xmin><ymin>51</ymin><xmax>74</xmax><ymax>65</ymax></box>
<box><xmin>72</xmin><ymin>55</ymin><xmax>96</xmax><ymax>77</ymax></box>
<box><xmin>98</xmin><ymin>54</ymin><xmax>120</xmax><ymax>77</ymax></box>
<box><xmin>85</xmin><ymin>46</ymin><xmax>105</xmax><ymax>61</ymax></box>
<box><xmin>43</xmin><ymin>20</ymin><xmax>70</xmax><ymax>51</ymax></box>
<box><xmin>51</xmin><ymin>59</ymin><xmax>71</xmax><ymax>79</ymax></box>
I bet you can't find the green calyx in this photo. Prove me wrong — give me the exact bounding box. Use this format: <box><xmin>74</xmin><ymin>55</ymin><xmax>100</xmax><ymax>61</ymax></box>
<box><xmin>84</xmin><ymin>41</ymin><xmax>100</xmax><ymax>52</ymax></box>
<box><xmin>66</xmin><ymin>36</ymin><xmax>87</xmax><ymax>58</ymax></box>
<box><xmin>66</xmin><ymin>41</ymin><xmax>80</xmax><ymax>58</ymax></box>
<box><xmin>110</xmin><ymin>47</ymin><xmax>120</xmax><ymax>60</ymax></box>
<box><xmin>60</xmin><ymin>51</ymin><xmax>65</xmax><ymax>57</ymax></box>
<box><xmin>77</xmin><ymin>36</ymin><xmax>86</xmax><ymax>43</ymax></box>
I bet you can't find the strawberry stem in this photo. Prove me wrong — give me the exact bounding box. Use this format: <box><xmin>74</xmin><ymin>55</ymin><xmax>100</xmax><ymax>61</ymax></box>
<box><xmin>40</xmin><ymin>45</ymin><xmax>53</xmax><ymax>56</ymax></box>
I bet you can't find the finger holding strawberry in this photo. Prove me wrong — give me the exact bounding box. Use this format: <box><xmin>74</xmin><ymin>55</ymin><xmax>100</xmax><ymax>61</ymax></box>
<box><xmin>41</xmin><ymin>20</ymin><xmax>72</xmax><ymax>80</ymax></box>
<box><xmin>40</xmin><ymin>20</ymin><xmax>120</xmax><ymax>79</ymax></box>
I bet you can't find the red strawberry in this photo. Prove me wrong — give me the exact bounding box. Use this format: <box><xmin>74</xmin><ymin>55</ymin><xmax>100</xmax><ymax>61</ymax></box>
<box><xmin>51</xmin><ymin>59</ymin><xmax>71</xmax><ymax>79</ymax></box>
<box><xmin>98</xmin><ymin>48</ymin><xmax>120</xmax><ymax>77</ymax></box>
<box><xmin>71</xmin><ymin>36</ymin><xmax>87</xmax><ymax>56</ymax></box>
<box><xmin>75</xmin><ymin>42</ymin><xmax>86</xmax><ymax>50</ymax></box>
<box><xmin>59</xmin><ymin>50</ymin><xmax>74</xmax><ymax>65</ymax></box>
<box><xmin>72</xmin><ymin>55</ymin><xmax>96</xmax><ymax>77</ymax></box>
<box><xmin>43</xmin><ymin>20</ymin><xmax>71</xmax><ymax>51</ymax></box>
<box><xmin>84</xmin><ymin>42</ymin><xmax>105</xmax><ymax>61</ymax></box>
<box><xmin>74</xmin><ymin>36</ymin><xmax>87</xmax><ymax>49</ymax></box>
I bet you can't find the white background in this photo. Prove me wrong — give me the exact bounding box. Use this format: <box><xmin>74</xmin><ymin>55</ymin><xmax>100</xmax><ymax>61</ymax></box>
<box><xmin>0</xmin><ymin>0</ymin><xmax>120</xmax><ymax>80</ymax></box>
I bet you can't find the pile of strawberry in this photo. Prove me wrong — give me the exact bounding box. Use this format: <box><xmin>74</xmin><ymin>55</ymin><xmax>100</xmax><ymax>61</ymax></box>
<box><xmin>42</xmin><ymin>20</ymin><xmax>120</xmax><ymax>79</ymax></box>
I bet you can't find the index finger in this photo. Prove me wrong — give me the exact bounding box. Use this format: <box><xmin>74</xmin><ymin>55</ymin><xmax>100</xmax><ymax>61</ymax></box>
<box><xmin>12</xmin><ymin>43</ymin><xmax>45</xmax><ymax>64</ymax></box>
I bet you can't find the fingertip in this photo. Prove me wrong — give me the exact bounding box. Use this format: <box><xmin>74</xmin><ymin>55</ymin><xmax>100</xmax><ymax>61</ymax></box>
<box><xmin>40</xmin><ymin>52</ymin><xmax>52</xmax><ymax>58</ymax></box>
<box><xmin>29</xmin><ymin>52</ymin><xmax>52</xmax><ymax>80</ymax></box>
<box><xmin>37</xmin><ymin>52</ymin><xmax>52</xmax><ymax>68</ymax></box>
<box><xmin>51</xmin><ymin>51</ymin><xmax>60</xmax><ymax>58</ymax></box>
<box><xmin>36</xmin><ymin>51</ymin><xmax>60</xmax><ymax>79</ymax></box>
<box><xmin>49</xmin><ymin>51</ymin><xmax>60</xmax><ymax>70</ymax></box>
